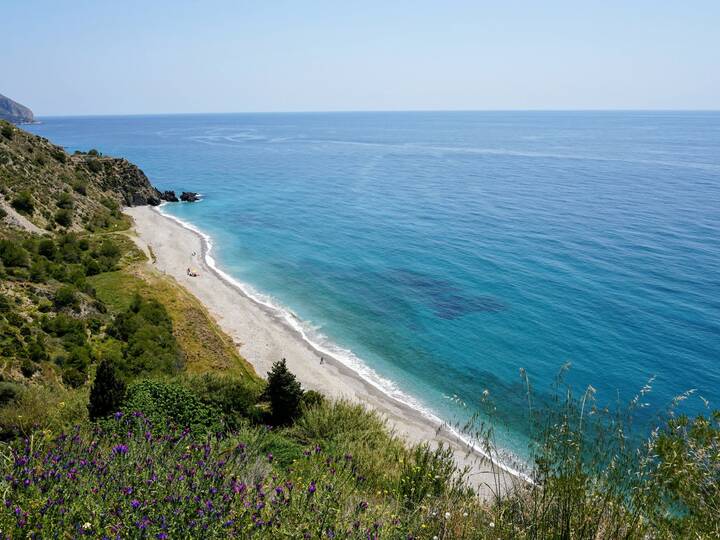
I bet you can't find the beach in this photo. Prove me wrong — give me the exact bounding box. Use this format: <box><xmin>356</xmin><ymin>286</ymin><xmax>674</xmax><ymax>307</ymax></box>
<box><xmin>125</xmin><ymin>205</ymin><xmax>518</xmax><ymax>496</ymax></box>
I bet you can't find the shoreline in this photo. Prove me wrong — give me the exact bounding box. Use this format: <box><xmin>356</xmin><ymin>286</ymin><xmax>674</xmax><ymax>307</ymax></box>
<box><xmin>125</xmin><ymin>205</ymin><xmax>525</xmax><ymax>496</ymax></box>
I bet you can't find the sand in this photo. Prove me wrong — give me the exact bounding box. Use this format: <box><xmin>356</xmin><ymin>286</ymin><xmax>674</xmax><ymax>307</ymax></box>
<box><xmin>125</xmin><ymin>205</ymin><xmax>519</xmax><ymax>497</ymax></box>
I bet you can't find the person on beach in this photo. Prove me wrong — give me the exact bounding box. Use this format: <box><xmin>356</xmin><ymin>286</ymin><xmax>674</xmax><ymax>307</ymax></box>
<box><xmin>320</xmin><ymin>356</ymin><xmax>324</xmax><ymax>365</ymax></box>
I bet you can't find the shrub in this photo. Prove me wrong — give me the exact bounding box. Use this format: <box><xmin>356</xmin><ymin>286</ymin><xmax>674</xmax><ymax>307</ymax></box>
<box><xmin>87</xmin><ymin>158</ymin><xmax>102</xmax><ymax>173</ymax></box>
<box><xmin>109</xmin><ymin>295</ymin><xmax>181</xmax><ymax>377</ymax></box>
<box><xmin>56</xmin><ymin>191</ymin><xmax>74</xmax><ymax>209</ymax></box>
<box><xmin>51</xmin><ymin>148</ymin><xmax>67</xmax><ymax>163</ymax></box>
<box><xmin>0</xmin><ymin>206</ymin><xmax>6</xmax><ymax>220</ymax></box>
<box><xmin>302</xmin><ymin>389</ymin><xmax>325</xmax><ymax>408</ymax></box>
<box><xmin>88</xmin><ymin>359</ymin><xmax>127</xmax><ymax>420</ymax></box>
<box><xmin>62</xmin><ymin>367</ymin><xmax>87</xmax><ymax>388</ymax></box>
<box><xmin>54</xmin><ymin>285</ymin><xmax>78</xmax><ymax>309</ymax></box>
<box><xmin>265</xmin><ymin>359</ymin><xmax>303</xmax><ymax>425</ymax></box>
<box><xmin>10</xmin><ymin>191</ymin><xmax>34</xmax><ymax>214</ymax></box>
<box><xmin>0</xmin><ymin>382</ymin><xmax>20</xmax><ymax>406</ymax></box>
<box><xmin>1</xmin><ymin>124</ymin><xmax>13</xmax><ymax>139</ymax></box>
<box><xmin>37</xmin><ymin>238</ymin><xmax>57</xmax><ymax>259</ymax></box>
<box><xmin>0</xmin><ymin>240</ymin><xmax>29</xmax><ymax>267</ymax></box>
<box><xmin>123</xmin><ymin>380</ymin><xmax>220</xmax><ymax>433</ymax></box>
<box><xmin>54</xmin><ymin>208</ymin><xmax>73</xmax><ymax>227</ymax></box>
<box><xmin>187</xmin><ymin>373</ymin><xmax>262</xmax><ymax>428</ymax></box>
<box><xmin>72</xmin><ymin>179</ymin><xmax>87</xmax><ymax>195</ymax></box>
<box><xmin>20</xmin><ymin>359</ymin><xmax>40</xmax><ymax>379</ymax></box>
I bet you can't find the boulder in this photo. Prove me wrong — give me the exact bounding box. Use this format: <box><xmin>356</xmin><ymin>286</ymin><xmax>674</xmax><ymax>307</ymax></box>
<box><xmin>160</xmin><ymin>190</ymin><xmax>179</xmax><ymax>202</ymax></box>
<box><xmin>180</xmin><ymin>191</ymin><xmax>199</xmax><ymax>202</ymax></box>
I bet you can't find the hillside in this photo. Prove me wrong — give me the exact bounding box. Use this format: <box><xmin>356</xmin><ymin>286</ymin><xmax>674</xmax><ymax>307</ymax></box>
<box><xmin>0</xmin><ymin>120</ymin><xmax>166</xmax><ymax>233</ymax></box>
<box><xmin>0</xmin><ymin>94</ymin><xmax>34</xmax><ymax>124</ymax></box>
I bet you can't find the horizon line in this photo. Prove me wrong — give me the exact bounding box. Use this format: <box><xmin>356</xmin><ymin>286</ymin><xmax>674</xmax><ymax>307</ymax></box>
<box><xmin>32</xmin><ymin>108</ymin><xmax>720</xmax><ymax>119</ymax></box>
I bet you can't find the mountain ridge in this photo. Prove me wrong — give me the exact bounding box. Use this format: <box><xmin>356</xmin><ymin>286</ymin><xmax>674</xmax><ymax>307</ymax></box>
<box><xmin>0</xmin><ymin>93</ymin><xmax>34</xmax><ymax>124</ymax></box>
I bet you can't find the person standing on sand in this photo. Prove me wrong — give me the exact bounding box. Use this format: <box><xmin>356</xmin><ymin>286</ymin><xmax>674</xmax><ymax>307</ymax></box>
<box><xmin>320</xmin><ymin>357</ymin><xmax>324</xmax><ymax>365</ymax></box>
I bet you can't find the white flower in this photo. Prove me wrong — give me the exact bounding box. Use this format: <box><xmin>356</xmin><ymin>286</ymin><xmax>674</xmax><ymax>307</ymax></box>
<box><xmin>83</xmin><ymin>522</ymin><xmax>92</xmax><ymax>530</ymax></box>
<box><xmin>444</xmin><ymin>512</ymin><xmax>451</xmax><ymax>519</ymax></box>
<box><xmin>463</xmin><ymin>512</ymin><xmax>468</xmax><ymax>517</ymax></box>
<box><xmin>489</xmin><ymin>521</ymin><xmax>495</xmax><ymax>528</ymax></box>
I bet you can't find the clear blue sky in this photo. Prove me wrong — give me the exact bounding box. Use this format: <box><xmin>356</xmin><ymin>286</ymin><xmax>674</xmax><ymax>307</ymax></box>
<box><xmin>3</xmin><ymin>0</ymin><xmax>719</xmax><ymax>115</ymax></box>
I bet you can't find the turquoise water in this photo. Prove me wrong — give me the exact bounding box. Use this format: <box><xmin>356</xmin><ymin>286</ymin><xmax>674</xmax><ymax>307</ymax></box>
<box><xmin>29</xmin><ymin>112</ymin><xmax>720</xmax><ymax>457</ymax></box>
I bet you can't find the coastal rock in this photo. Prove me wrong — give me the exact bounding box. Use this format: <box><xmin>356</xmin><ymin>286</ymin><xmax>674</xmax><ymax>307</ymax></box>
<box><xmin>180</xmin><ymin>191</ymin><xmax>199</xmax><ymax>202</ymax></box>
<box><xmin>160</xmin><ymin>190</ymin><xmax>179</xmax><ymax>202</ymax></box>
<box><xmin>0</xmin><ymin>93</ymin><xmax>34</xmax><ymax>124</ymax></box>
<box><xmin>83</xmin><ymin>156</ymin><xmax>163</xmax><ymax>207</ymax></box>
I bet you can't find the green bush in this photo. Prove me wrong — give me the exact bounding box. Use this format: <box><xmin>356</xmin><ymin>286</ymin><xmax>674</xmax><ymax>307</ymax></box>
<box><xmin>265</xmin><ymin>359</ymin><xmax>303</xmax><ymax>425</ymax></box>
<box><xmin>109</xmin><ymin>295</ymin><xmax>181</xmax><ymax>377</ymax></box>
<box><xmin>0</xmin><ymin>240</ymin><xmax>29</xmax><ymax>267</ymax></box>
<box><xmin>56</xmin><ymin>191</ymin><xmax>74</xmax><ymax>209</ymax></box>
<box><xmin>123</xmin><ymin>379</ymin><xmax>220</xmax><ymax>433</ymax></box>
<box><xmin>62</xmin><ymin>367</ymin><xmax>86</xmax><ymax>388</ymax></box>
<box><xmin>0</xmin><ymin>381</ymin><xmax>20</xmax><ymax>406</ymax></box>
<box><xmin>186</xmin><ymin>373</ymin><xmax>262</xmax><ymax>428</ymax></box>
<box><xmin>88</xmin><ymin>359</ymin><xmax>127</xmax><ymax>420</ymax></box>
<box><xmin>72</xmin><ymin>179</ymin><xmax>87</xmax><ymax>195</ymax></box>
<box><xmin>51</xmin><ymin>149</ymin><xmax>67</xmax><ymax>163</ymax></box>
<box><xmin>53</xmin><ymin>285</ymin><xmax>78</xmax><ymax>309</ymax></box>
<box><xmin>87</xmin><ymin>158</ymin><xmax>102</xmax><ymax>173</ymax></box>
<box><xmin>54</xmin><ymin>208</ymin><xmax>73</xmax><ymax>227</ymax></box>
<box><xmin>10</xmin><ymin>191</ymin><xmax>34</xmax><ymax>214</ymax></box>
<box><xmin>1</xmin><ymin>124</ymin><xmax>13</xmax><ymax>139</ymax></box>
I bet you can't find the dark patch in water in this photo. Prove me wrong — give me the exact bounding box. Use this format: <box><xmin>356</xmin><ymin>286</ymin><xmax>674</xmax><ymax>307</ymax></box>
<box><xmin>388</xmin><ymin>269</ymin><xmax>506</xmax><ymax>320</ymax></box>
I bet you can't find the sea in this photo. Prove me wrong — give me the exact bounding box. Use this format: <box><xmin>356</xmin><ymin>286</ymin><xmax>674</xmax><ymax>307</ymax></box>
<box><xmin>28</xmin><ymin>111</ymin><xmax>720</xmax><ymax>461</ymax></box>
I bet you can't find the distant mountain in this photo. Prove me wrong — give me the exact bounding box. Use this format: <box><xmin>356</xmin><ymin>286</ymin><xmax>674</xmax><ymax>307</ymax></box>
<box><xmin>0</xmin><ymin>93</ymin><xmax>34</xmax><ymax>123</ymax></box>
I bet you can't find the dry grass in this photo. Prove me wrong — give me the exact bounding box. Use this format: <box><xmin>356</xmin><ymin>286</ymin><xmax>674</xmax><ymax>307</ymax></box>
<box><xmin>88</xmin><ymin>265</ymin><xmax>260</xmax><ymax>385</ymax></box>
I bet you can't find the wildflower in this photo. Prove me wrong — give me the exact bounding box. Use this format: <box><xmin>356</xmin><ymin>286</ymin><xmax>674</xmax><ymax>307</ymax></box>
<box><xmin>112</xmin><ymin>444</ymin><xmax>129</xmax><ymax>455</ymax></box>
<box><xmin>489</xmin><ymin>522</ymin><xmax>495</xmax><ymax>528</ymax></box>
<box><xmin>463</xmin><ymin>512</ymin><xmax>468</xmax><ymax>517</ymax></box>
<box><xmin>445</xmin><ymin>512</ymin><xmax>451</xmax><ymax>519</ymax></box>
<box><xmin>114</xmin><ymin>411</ymin><xmax>123</xmax><ymax>420</ymax></box>
<box><xmin>82</xmin><ymin>522</ymin><xmax>92</xmax><ymax>529</ymax></box>
<box><xmin>308</xmin><ymin>481</ymin><xmax>317</xmax><ymax>495</ymax></box>
<box><xmin>131</xmin><ymin>500</ymin><xmax>140</xmax><ymax>509</ymax></box>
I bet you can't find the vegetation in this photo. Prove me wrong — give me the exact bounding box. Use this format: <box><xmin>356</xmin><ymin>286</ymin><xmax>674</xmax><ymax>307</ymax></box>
<box><xmin>265</xmin><ymin>358</ymin><xmax>304</xmax><ymax>425</ymax></box>
<box><xmin>88</xmin><ymin>358</ymin><xmax>126</xmax><ymax>420</ymax></box>
<box><xmin>0</xmin><ymin>122</ymin><xmax>717</xmax><ymax>538</ymax></box>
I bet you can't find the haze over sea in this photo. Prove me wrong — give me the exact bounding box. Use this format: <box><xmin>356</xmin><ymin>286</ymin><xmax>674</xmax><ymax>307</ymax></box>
<box><xmin>29</xmin><ymin>112</ymin><xmax>720</xmax><ymax>457</ymax></box>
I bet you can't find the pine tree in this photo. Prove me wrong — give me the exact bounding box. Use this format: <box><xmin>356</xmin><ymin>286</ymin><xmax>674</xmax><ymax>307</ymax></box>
<box><xmin>88</xmin><ymin>359</ymin><xmax>127</xmax><ymax>420</ymax></box>
<box><xmin>265</xmin><ymin>358</ymin><xmax>303</xmax><ymax>425</ymax></box>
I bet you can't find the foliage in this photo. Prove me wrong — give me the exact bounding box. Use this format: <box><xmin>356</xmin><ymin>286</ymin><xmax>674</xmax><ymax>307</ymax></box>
<box><xmin>1</xmin><ymin>123</ymin><xmax>13</xmax><ymax>139</ymax></box>
<box><xmin>88</xmin><ymin>359</ymin><xmax>127</xmax><ymax>420</ymax></box>
<box><xmin>121</xmin><ymin>380</ymin><xmax>220</xmax><ymax>434</ymax></box>
<box><xmin>265</xmin><ymin>359</ymin><xmax>303</xmax><ymax>425</ymax></box>
<box><xmin>184</xmin><ymin>373</ymin><xmax>262</xmax><ymax>428</ymax></box>
<box><xmin>10</xmin><ymin>190</ymin><xmax>34</xmax><ymax>214</ymax></box>
<box><xmin>108</xmin><ymin>294</ymin><xmax>181</xmax><ymax>377</ymax></box>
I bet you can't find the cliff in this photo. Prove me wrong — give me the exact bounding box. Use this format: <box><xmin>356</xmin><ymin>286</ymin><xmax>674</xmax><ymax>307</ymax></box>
<box><xmin>0</xmin><ymin>120</ymin><xmax>162</xmax><ymax>231</ymax></box>
<box><xmin>0</xmin><ymin>93</ymin><xmax>34</xmax><ymax>124</ymax></box>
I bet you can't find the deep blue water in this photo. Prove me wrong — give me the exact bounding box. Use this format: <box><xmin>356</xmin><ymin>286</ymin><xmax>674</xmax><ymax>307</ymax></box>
<box><xmin>28</xmin><ymin>112</ymin><xmax>720</xmax><ymax>457</ymax></box>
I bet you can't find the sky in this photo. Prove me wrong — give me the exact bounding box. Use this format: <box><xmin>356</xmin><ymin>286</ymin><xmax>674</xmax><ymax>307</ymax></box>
<box><xmin>2</xmin><ymin>0</ymin><xmax>719</xmax><ymax>115</ymax></box>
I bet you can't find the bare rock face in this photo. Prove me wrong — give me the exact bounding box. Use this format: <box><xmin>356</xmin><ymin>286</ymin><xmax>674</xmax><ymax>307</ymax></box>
<box><xmin>0</xmin><ymin>93</ymin><xmax>34</xmax><ymax>124</ymax></box>
<box><xmin>180</xmin><ymin>191</ymin><xmax>199</xmax><ymax>202</ymax></box>
<box><xmin>83</xmin><ymin>157</ymin><xmax>163</xmax><ymax>207</ymax></box>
